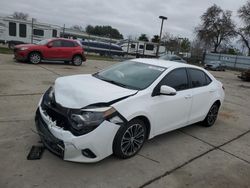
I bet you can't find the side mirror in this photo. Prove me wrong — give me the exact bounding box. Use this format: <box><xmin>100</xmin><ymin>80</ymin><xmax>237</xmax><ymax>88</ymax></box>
<box><xmin>47</xmin><ymin>43</ymin><xmax>53</xmax><ymax>48</ymax></box>
<box><xmin>160</xmin><ymin>85</ymin><xmax>177</xmax><ymax>96</ymax></box>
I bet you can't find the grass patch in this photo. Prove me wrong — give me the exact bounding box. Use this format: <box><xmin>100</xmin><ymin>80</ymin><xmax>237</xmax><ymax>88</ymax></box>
<box><xmin>0</xmin><ymin>47</ymin><xmax>13</xmax><ymax>54</ymax></box>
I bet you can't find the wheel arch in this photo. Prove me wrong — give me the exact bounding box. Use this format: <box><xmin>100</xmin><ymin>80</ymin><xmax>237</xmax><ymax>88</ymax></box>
<box><xmin>129</xmin><ymin>115</ymin><xmax>151</xmax><ymax>140</ymax></box>
<box><xmin>214</xmin><ymin>100</ymin><xmax>221</xmax><ymax>108</ymax></box>
<box><xmin>72</xmin><ymin>53</ymin><xmax>83</xmax><ymax>60</ymax></box>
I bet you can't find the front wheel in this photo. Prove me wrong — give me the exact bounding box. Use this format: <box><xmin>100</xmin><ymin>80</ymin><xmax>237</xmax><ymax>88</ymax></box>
<box><xmin>113</xmin><ymin>119</ymin><xmax>147</xmax><ymax>159</ymax></box>
<box><xmin>202</xmin><ymin>103</ymin><xmax>219</xmax><ymax>127</ymax></box>
<box><xmin>29</xmin><ymin>52</ymin><xmax>41</xmax><ymax>64</ymax></box>
<box><xmin>72</xmin><ymin>55</ymin><xmax>83</xmax><ymax>66</ymax></box>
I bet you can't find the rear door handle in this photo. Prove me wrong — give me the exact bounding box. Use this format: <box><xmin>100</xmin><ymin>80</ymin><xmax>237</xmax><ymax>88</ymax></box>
<box><xmin>185</xmin><ymin>94</ymin><xmax>192</xmax><ymax>99</ymax></box>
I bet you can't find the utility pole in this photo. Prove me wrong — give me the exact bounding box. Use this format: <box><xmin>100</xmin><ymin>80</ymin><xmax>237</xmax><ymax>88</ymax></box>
<box><xmin>62</xmin><ymin>24</ymin><xmax>65</xmax><ymax>38</ymax></box>
<box><xmin>156</xmin><ymin>16</ymin><xmax>167</xmax><ymax>57</ymax></box>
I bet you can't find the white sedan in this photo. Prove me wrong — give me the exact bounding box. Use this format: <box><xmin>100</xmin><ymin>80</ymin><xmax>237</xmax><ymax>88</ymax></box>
<box><xmin>35</xmin><ymin>58</ymin><xmax>225</xmax><ymax>163</ymax></box>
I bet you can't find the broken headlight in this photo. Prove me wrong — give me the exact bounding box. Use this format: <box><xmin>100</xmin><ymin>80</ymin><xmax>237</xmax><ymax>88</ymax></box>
<box><xmin>70</xmin><ymin>107</ymin><xmax>117</xmax><ymax>134</ymax></box>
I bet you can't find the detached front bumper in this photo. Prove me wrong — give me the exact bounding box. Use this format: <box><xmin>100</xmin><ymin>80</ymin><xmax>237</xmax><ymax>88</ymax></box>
<box><xmin>35</xmin><ymin>105</ymin><xmax>120</xmax><ymax>163</ymax></box>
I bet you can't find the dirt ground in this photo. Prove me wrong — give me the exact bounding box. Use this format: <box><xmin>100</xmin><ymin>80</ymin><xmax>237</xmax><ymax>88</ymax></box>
<box><xmin>0</xmin><ymin>54</ymin><xmax>250</xmax><ymax>188</ymax></box>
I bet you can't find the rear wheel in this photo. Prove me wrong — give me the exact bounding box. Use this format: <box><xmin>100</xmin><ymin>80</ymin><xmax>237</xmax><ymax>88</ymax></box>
<box><xmin>202</xmin><ymin>103</ymin><xmax>219</xmax><ymax>127</ymax></box>
<box><xmin>113</xmin><ymin>119</ymin><xmax>147</xmax><ymax>159</ymax></box>
<box><xmin>72</xmin><ymin>55</ymin><xmax>82</xmax><ymax>66</ymax></box>
<box><xmin>29</xmin><ymin>52</ymin><xmax>41</xmax><ymax>64</ymax></box>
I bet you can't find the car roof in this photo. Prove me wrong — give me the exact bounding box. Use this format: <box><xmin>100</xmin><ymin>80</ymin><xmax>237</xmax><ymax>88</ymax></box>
<box><xmin>130</xmin><ymin>58</ymin><xmax>199</xmax><ymax>69</ymax></box>
<box><xmin>51</xmin><ymin>38</ymin><xmax>76</xmax><ymax>42</ymax></box>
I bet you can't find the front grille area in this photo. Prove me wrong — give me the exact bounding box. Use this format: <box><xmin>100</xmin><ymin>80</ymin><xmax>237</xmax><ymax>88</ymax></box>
<box><xmin>35</xmin><ymin>109</ymin><xmax>65</xmax><ymax>158</ymax></box>
<box><xmin>41</xmin><ymin>88</ymin><xmax>70</xmax><ymax>130</ymax></box>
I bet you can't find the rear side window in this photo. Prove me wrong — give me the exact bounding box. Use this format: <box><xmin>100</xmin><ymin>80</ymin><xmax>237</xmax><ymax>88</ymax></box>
<box><xmin>188</xmin><ymin>69</ymin><xmax>209</xmax><ymax>88</ymax></box>
<box><xmin>130</xmin><ymin>44</ymin><xmax>136</xmax><ymax>48</ymax></box>
<box><xmin>161</xmin><ymin>68</ymin><xmax>189</xmax><ymax>91</ymax></box>
<box><xmin>9</xmin><ymin>22</ymin><xmax>16</xmax><ymax>36</ymax></box>
<box><xmin>19</xmin><ymin>24</ymin><xmax>26</xmax><ymax>37</ymax></box>
<box><xmin>62</xmin><ymin>40</ymin><xmax>75</xmax><ymax>47</ymax></box>
<box><xmin>171</xmin><ymin>56</ymin><xmax>181</xmax><ymax>60</ymax></box>
<box><xmin>206</xmin><ymin>75</ymin><xmax>212</xmax><ymax>85</ymax></box>
<box><xmin>146</xmin><ymin>44</ymin><xmax>154</xmax><ymax>51</ymax></box>
<box><xmin>52</xmin><ymin>29</ymin><xmax>57</xmax><ymax>37</ymax></box>
<box><xmin>33</xmin><ymin>29</ymin><xmax>44</xmax><ymax>36</ymax></box>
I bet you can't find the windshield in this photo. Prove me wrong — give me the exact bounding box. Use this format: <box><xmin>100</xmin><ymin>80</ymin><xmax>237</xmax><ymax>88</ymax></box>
<box><xmin>159</xmin><ymin>55</ymin><xmax>171</xmax><ymax>60</ymax></box>
<box><xmin>36</xmin><ymin>39</ymin><xmax>51</xmax><ymax>45</ymax></box>
<box><xmin>93</xmin><ymin>61</ymin><xmax>166</xmax><ymax>90</ymax></box>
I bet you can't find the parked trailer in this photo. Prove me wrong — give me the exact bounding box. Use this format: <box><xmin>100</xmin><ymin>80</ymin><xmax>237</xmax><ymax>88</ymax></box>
<box><xmin>81</xmin><ymin>40</ymin><xmax>125</xmax><ymax>56</ymax></box>
<box><xmin>117</xmin><ymin>39</ymin><xmax>167</xmax><ymax>57</ymax></box>
<box><xmin>0</xmin><ymin>16</ymin><xmax>60</xmax><ymax>48</ymax></box>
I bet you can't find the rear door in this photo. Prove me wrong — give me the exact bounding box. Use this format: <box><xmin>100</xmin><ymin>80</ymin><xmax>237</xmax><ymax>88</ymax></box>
<box><xmin>61</xmin><ymin>40</ymin><xmax>76</xmax><ymax>59</ymax></box>
<box><xmin>187</xmin><ymin>68</ymin><xmax>215</xmax><ymax>124</ymax></box>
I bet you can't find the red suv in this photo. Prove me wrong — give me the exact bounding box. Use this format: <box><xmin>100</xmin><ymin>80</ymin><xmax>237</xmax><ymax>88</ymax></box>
<box><xmin>14</xmin><ymin>38</ymin><xmax>86</xmax><ymax>66</ymax></box>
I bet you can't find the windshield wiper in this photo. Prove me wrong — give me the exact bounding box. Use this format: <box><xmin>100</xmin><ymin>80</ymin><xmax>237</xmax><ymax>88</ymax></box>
<box><xmin>93</xmin><ymin>74</ymin><xmax>137</xmax><ymax>90</ymax></box>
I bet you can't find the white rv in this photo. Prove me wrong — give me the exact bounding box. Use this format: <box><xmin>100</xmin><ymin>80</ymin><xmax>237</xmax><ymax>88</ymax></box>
<box><xmin>0</xmin><ymin>16</ymin><xmax>60</xmax><ymax>48</ymax></box>
<box><xmin>117</xmin><ymin>40</ymin><xmax>167</xmax><ymax>57</ymax></box>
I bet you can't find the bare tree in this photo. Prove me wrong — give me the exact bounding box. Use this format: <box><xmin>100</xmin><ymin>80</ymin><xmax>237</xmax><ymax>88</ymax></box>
<box><xmin>12</xmin><ymin>12</ymin><xmax>29</xmax><ymax>20</ymax></box>
<box><xmin>237</xmin><ymin>1</ymin><xmax>250</xmax><ymax>56</ymax></box>
<box><xmin>162</xmin><ymin>32</ymin><xmax>191</xmax><ymax>54</ymax></box>
<box><xmin>195</xmin><ymin>4</ymin><xmax>236</xmax><ymax>53</ymax></box>
<box><xmin>70</xmin><ymin>25</ymin><xmax>83</xmax><ymax>31</ymax></box>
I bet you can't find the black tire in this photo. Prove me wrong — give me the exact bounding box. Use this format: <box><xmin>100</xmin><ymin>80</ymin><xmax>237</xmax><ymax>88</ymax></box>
<box><xmin>29</xmin><ymin>52</ymin><xmax>41</xmax><ymax>64</ymax></box>
<box><xmin>113</xmin><ymin>119</ymin><xmax>147</xmax><ymax>159</ymax></box>
<box><xmin>202</xmin><ymin>103</ymin><xmax>220</xmax><ymax>127</ymax></box>
<box><xmin>72</xmin><ymin>55</ymin><xmax>83</xmax><ymax>66</ymax></box>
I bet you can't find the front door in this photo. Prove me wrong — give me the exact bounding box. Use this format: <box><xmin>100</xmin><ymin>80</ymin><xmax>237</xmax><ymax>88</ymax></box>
<box><xmin>43</xmin><ymin>40</ymin><xmax>63</xmax><ymax>59</ymax></box>
<box><xmin>149</xmin><ymin>68</ymin><xmax>193</xmax><ymax>136</ymax></box>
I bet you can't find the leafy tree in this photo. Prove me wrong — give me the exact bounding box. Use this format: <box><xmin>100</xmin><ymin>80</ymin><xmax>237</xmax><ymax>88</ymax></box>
<box><xmin>237</xmin><ymin>1</ymin><xmax>250</xmax><ymax>56</ymax></box>
<box><xmin>85</xmin><ymin>25</ymin><xmax>123</xmax><ymax>39</ymax></box>
<box><xmin>195</xmin><ymin>4</ymin><xmax>236</xmax><ymax>53</ymax></box>
<box><xmin>12</xmin><ymin>12</ymin><xmax>29</xmax><ymax>20</ymax></box>
<box><xmin>151</xmin><ymin>35</ymin><xmax>160</xmax><ymax>43</ymax></box>
<box><xmin>138</xmin><ymin>34</ymin><xmax>149</xmax><ymax>42</ymax></box>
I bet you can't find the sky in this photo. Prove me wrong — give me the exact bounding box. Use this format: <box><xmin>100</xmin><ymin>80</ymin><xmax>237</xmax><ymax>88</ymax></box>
<box><xmin>0</xmin><ymin>0</ymin><xmax>248</xmax><ymax>40</ymax></box>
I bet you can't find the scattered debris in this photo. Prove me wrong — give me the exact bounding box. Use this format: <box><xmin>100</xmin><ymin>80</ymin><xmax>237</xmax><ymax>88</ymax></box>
<box><xmin>27</xmin><ymin>145</ymin><xmax>45</xmax><ymax>160</ymax></box>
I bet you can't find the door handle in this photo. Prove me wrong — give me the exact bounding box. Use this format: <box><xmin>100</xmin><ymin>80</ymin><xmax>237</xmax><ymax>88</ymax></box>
<box><xmin>185</xmin><ymin>94</ymin><xmax>192</xmax><ymax>99</ymax></box>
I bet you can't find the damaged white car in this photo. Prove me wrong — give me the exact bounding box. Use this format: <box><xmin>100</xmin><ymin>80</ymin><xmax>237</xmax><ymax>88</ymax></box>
<box><xmin>35</xmin><ymin>58</ymin><xmax>225</xmax><ymax>163</ymax></box>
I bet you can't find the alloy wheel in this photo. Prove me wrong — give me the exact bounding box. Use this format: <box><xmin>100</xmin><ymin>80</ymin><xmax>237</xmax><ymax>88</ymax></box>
<box><xmin>73</xmin><ymin>56</ymin><xmax>82</xmax><ymax>66</ymax></box>
<box><xmin>30</xmin><ymin>53</ymin><xmax>41</xmax><ymax>64</ymax></box>
<box><xmin>121</xmin><ymin>123</ymin><xmax>145</xmax><ymax>156</ymax></box>
<box><xmin>207</xmin><ymin>105</ymin><xmax>219</xmax><ymax>125</ymax></box>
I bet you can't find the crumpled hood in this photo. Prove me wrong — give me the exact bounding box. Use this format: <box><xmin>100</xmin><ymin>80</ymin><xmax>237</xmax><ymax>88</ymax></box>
<box><xmin>54</xmin><ymin>74</ymin><xmax>137</xmax><ymax>109</ymax></box>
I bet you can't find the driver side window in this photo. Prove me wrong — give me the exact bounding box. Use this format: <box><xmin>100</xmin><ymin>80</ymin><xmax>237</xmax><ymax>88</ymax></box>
<box><xmin>160</xmin><ymin>68</ymin><xmax>189</xmax><ymax>91</ymax></box>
